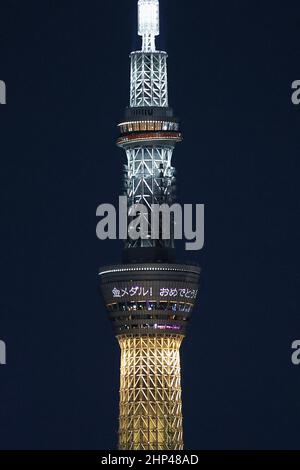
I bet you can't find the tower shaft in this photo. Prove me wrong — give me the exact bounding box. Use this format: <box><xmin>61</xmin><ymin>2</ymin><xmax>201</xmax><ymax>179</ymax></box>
<box><xmin>119</xmin><ymin>335</ymin><xmax>184</xmax><ymax>450</ymax></box>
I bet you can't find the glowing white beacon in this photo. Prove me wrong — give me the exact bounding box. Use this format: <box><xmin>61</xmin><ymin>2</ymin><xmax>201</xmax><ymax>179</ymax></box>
<box><xmin>138</xmin><ymin>0</ymin><xmax>160</xmax><ymax>52</ymax></box>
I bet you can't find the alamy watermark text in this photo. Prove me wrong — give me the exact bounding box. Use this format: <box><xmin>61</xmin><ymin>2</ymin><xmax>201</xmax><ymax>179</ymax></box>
<box><xmin>0</xmin><ymin>340</ymin><xmax>6</xmax><ymax>365</ymax></box>
<box><xmin>0</xmin><ymin>80</ymin><xmax>6</xmax><ymax>104</ymax></box>
<box><xmin>291</xmin><ymin>80</ymin><xmax>300</xmax><ymax>105</ymax></box>
<box><xmin>291</xmin><ymin>340</ymin><xmax>300</xmax><ymax>365</ymax></box>
<box><xmin>96</xmin><ymin>197</ymin><xmax>204</xmax><ymax>251</ymax></box>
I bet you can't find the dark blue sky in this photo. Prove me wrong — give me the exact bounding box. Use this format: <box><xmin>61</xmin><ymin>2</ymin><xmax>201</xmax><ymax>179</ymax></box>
<box><xmin>0</xmin><ymin>0</ymin><xmax>299</xmax><ymax>450</ymax></box>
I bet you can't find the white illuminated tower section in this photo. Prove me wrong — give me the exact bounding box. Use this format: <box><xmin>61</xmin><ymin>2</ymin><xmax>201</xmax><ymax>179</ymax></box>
<box><xmin>99</xmin><ymin>0</ymin><xmax>201</xmax><ymax>450</ymax></box>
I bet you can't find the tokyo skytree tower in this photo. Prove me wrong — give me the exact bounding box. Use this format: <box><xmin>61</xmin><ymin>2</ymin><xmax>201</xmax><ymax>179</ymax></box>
<box><xmin>99</xmin><ymin>0</ymin><xmax>201</xmax><ymax>450</ymax></box>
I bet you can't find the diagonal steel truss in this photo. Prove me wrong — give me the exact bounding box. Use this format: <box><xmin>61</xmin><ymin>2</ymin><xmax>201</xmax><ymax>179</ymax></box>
<box><xmin>130</xmin><ymin>52</ymin><xmax>168</xmax><ymax>108</ymax></box>
<box><xmin>118</xmin><ymin>335</ymin><xmax>184</xmax><ymax>450</ymax></box>
<box><xmin>124</xmin><ymin>146</ymin><xmax>175</xmax><ymax>248</ymax></box>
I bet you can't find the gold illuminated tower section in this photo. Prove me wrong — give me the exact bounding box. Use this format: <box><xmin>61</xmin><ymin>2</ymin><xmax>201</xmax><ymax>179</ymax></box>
<box><xmin>99</xmin><ymin>0</ymin><xmax>200</xmax><ymax>450</ymax></box>
<box><xmin>119</xmin><ymin>335</ymin><xmax>183</xmax><ymax>449</ymax></box>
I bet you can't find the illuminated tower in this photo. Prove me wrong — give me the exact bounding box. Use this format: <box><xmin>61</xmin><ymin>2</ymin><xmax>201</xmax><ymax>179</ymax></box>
<box><xmin>99</xmin><ymin>0</ymin><xmax>200</xmax><ymax>450</ymax></box>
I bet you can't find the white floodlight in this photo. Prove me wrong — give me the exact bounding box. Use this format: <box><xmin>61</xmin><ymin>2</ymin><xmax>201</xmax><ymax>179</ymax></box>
<box><xmin>138</xmin><ymin>0</ymin><xmax>160</xmax><ymax>51</ymax></box>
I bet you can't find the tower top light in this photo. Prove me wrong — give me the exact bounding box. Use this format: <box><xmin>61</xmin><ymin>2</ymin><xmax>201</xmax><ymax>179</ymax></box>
<box><xmin>138</xmin><ymin>0</ymin><xmax>160</xmax><ymax>52</ymax></box>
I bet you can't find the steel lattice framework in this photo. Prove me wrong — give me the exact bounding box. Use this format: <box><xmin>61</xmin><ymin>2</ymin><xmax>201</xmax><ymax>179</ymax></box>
<box><xmin>125</xmin><ymin>146</ymin><xmax>175</xmax><ymax>248</ymax></box>
<box><xmin>118</xmin><ymin>335</ymin><xmax>184</xmax><ymax>450</ymax></box>
<box><xmin>130</xmin><ymin>52</ymin><xmax>168</xmax><ymax>108</ymax></box>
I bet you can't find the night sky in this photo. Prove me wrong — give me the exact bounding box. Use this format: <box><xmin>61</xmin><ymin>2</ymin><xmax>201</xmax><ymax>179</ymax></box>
<box><xmin>0</xmin><ymin>0</ymin><xmax>299</xmax><ymax>450</ymax></box>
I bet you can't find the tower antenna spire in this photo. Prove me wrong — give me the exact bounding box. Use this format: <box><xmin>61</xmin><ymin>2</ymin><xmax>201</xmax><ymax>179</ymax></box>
<box><xmin>138</xmin><ymin>0</ymin><xmax>160</xmax><ymax>52</ymax></box>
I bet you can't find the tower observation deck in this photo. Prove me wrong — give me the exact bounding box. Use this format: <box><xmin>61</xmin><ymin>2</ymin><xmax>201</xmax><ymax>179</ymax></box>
<box><xmin>99</xmin><ymin>0</ymin><xmax>201</xmax><ymax>450</ymax></box>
